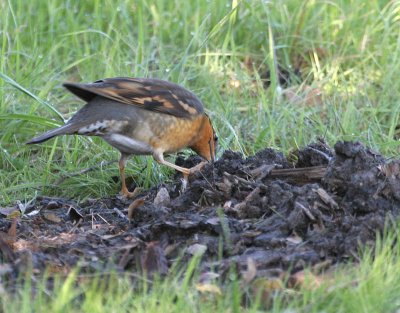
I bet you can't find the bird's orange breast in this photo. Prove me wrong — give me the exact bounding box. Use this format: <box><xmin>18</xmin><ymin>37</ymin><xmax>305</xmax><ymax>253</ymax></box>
<box><xmin>129</xmin><ymin>111</ymin><xmax>205</xmax><ymax>154</ymax></box>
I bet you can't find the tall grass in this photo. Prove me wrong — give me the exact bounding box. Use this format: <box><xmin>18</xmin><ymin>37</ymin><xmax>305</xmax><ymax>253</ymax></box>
<box><xmin>1</xmin><ymin>0</ymin><xmax>400</xmax><ymax>201</ymax></box>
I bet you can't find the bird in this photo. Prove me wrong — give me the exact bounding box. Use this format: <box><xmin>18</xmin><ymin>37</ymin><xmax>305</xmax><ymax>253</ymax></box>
<box><xmin>27</xmin><ymin>77</ymin><xmax>218</xmax><ymax>198</ymax></box>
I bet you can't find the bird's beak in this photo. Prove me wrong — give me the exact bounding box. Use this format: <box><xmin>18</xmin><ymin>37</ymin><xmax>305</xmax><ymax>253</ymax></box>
<box><xmin>208</xmin><ymin>140</ymin><xmax>215</xmax><ymax>164</ymax></box>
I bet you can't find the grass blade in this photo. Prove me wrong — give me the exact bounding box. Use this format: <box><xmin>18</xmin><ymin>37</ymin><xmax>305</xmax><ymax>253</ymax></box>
<box><xmin>0</xmin><ymin>72</ymin><xmax>65</xmax><ymax>122</ymax></box>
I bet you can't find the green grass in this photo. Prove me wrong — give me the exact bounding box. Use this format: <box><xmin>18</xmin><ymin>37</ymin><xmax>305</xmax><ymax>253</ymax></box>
<box><xmin>2</xmin><ymin>0</ymin><xmax>400</xmax><ymax>310</ymax></box>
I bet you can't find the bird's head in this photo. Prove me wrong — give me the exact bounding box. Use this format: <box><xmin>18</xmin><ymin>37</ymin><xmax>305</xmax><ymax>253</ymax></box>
<box><xmin>190</xmin><ymin>114</ymin><xmax>218</xmax><ymax>163</ymax></box>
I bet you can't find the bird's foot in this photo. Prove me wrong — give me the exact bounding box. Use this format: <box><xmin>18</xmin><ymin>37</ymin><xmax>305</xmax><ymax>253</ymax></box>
<box><xmin>180</xmin><ymin>161</ymin><xmax>208</xmax><ymax>193</ymax></box>
<box><xmin>189</xmin><ymin>161</ymin><xmax>208</xmax><ymax>175</ymax></box>
<box><xmin>120</xmin><ymin>187</ymin><xmax>143</xmax><ymax>199</ymax></box>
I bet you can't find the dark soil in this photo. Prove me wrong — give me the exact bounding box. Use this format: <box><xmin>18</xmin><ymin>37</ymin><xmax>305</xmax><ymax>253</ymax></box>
<box><xmin>1</xmin><ymin>141</ymin><xmax>400</xmax><ymax>285</ymax></box>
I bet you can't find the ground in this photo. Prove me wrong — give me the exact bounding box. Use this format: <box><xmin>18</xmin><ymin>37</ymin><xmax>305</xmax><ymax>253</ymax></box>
<box><xmin>1</xmin><ymin>140</ymin><xmax>399</xmax><ymax>287</ymax></box>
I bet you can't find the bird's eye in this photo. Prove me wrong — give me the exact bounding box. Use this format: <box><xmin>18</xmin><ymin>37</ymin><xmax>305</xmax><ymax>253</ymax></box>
<box><xmin>213</xmin><ymin>135</ymin><xmax>219</xmax><ymax>154</ymax></box>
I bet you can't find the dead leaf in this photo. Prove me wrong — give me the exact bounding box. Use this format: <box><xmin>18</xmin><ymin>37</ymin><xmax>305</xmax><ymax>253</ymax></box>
<box><xmin>0</xmin><ymin>206</ymin><xmax>19</xmax><ymax>216</ymax></box>
<box><xmin>223</xmin><ymin>201</ymin><xmax>232</xmax><ymax>210</ymax></box>
<box><xmin>287</xmin><ymin>270</ymin><xmax>323</xmax><ymax>289</ymax></box>
<box><xmin>253</xmin><ymin>277</ymin><xmax>284</xmax><ymax>291</ymax></box>
<box><xmin>242</xmin><ymin>230</ymin><xmax>262</xmax><ymax>238</ymax></box>
<box><xmin>199</xmin><ymin>271</ymin><xmax>220</xmax><ymax>284</ymax></box>
<box><xmin>13</xmin><ymin>239</ymin><xmax>40</xmax><ymax>252</ymax></box>
<box><xmin>195</xmin><ymin>283</ymin><xmax>222</xmax><ymax>295</ymax></box>
<box><xmin>128</xmin><ymin>198</ymin><xmax>145</xmax><ymax>220</ymax></box>
<box><xmin>249</xmin><ymin>164</ymin><xmax>276</xmax><ymax>180</ymax></box>
<box><xmin>43</xmin><ymin>212</ymin><xmax>62</xmax><ymax>223</ymax></box>
<box><xmin>205</xmin><ymin>217</ymin><xmax>220</xmax><ymax>226</ymax></box>
<box><xmin>251</xmin><ymin>277</ymin><xmax>284</xmax><ymax>306</ymax></box>
<box><xmin>40</xmin><ymin>233</ymin><xmax>77</xmax><ymax>247</ymax></box>
<box><xmin>67</xmin><ymin>206</ymin><xmax>84</xmax><ymax>222</ymax></box>
<box><xmin>115</xmin><ymin>243</ymin><xmax>141</xmax><ymax>251</ymax></box>
<box><xmin>6</xmin><ymin>210</ymin><xmax>21</xmax><ymax>219</ymax></box>
<box><xmin>46</xmin><ymin>263</ymin><xmax>70</xmax><ymax>276</ymax></box>
<box><xmin>286</xmin><ymin>234</ymin><xmax>303</xmax><ymax>245</ymax></box>
<box><xmin>100</xmin><ymin>233</ymin><xmax>123</xmax><ymax>240</ymax></box>
<box><xmin>26</xmin><ymin>209</ymin><xmax>40</xmax><ymax>217</ymax></box>
<box><xmin>186</xmin><ymin>244</ymin><xmax>207</xmax><ymax>256</ymax></box>
<box><xmin>379</xmin><ymin>162</ymin><xmax>400</xmax><ymax>180</ymax></box>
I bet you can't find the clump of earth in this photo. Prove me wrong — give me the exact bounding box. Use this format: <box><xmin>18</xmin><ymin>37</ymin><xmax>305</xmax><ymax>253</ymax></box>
<box><xmin>1</xmin><ymin>141</ymin><xmax>400</xmax><ymax>285</ymax></box>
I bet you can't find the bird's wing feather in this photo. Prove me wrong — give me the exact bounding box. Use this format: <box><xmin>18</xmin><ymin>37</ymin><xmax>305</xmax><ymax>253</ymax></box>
<box><xmin>63</xmin><ymin>77</ymin><xmax>204</xmax><ymax>118</ymax></box>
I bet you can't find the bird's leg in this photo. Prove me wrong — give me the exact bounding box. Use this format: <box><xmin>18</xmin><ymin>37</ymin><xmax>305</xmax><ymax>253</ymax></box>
<box><xmin>153</xmin><ymin>152</ymin><xmax>190</xmax><ymax>175</ymax></box>
<box><xmin>119</xmin><ymin>155</ymin><xmax>141</xmax><ymax>198</ymax></box>
<box><xmin>153</xmin><ymin>151</ymin><xmax>190</xmax><ymax>189</ymax></box>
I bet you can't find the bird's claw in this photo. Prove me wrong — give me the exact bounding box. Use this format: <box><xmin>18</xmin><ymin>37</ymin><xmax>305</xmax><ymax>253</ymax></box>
<box><xmin>189</xmin><ymin>161</ymin><xmax>208</xmax><ymax>175</ymax></box>
<box><xmin>120</xmin><ymin>187</ymin><xmax>143</xmax><ymax>199</ymax></box>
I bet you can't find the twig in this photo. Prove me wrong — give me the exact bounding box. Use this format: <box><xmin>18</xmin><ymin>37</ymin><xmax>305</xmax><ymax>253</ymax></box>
<box><xmin>269</xmin><ymin>166</ymin><xmax>327</xmax><ymax>183</ymax></box>
<box><xmin>295</xmin><ymin>202</ymin><xmax>316</xmax><ymax>222</ymax></box>
<box><xmin>307</xmin><ymin>147</ymin><xmax>332</xmax><ymax>162</ymax></box>
<box><xmin>67</xmin><ymin>218</ymin><xmax>83</xmax><ymax>234</ymax></box>
<box><xmin>113</xmin><ymin>207</ymin><xmax>129</xmax><ymax>221</ymax></box>
<box><xmin>223</xmin><ymin>172</ymin><xmax>256</xmax><ymax>187</ymax></box>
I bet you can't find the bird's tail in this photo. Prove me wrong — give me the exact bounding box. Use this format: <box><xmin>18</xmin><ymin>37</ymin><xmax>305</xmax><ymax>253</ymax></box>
<box><xmin>26</xmin><ymin>124</ymin><xmax>76</xmax><ymax>144</ymax></box>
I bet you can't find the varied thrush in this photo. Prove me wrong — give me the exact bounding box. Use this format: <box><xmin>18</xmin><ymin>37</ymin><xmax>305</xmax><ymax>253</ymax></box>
<box><xmin>27</xmin><ymin>77</ymin><xmax>218</xmax><ymax>197</ymax></box>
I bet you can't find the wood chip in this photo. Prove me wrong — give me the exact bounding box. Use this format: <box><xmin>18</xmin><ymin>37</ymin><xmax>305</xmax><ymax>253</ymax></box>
<box><xmin>295</xmin><ymin>202</ymin><xmax>316</xmax><ymax>222</ymax></box>
<box><xmin>154</xmin><ymin>187</ymin><xmax>170</xmax><ymax>206</ymax></box>
<box><xmin>249</xmin><ymin>164</ymin><xmax>276</xmax><ymax>181</ymax></box>
<box><xmin>316</xmin><ymin>188</ymin><xmax>339</xmax><ymax>210</ymax></box>
<box><xmin>113</xmin><ymin>207</ymin><xmax>129</xmax><ymax>221</ymax></box>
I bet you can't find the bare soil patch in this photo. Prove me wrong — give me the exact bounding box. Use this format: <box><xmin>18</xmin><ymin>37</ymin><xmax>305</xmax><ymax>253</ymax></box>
<box><xmin>1</xmin><ymin>141</ymin><xmax>400</xmax><ymax>285</ymax></box>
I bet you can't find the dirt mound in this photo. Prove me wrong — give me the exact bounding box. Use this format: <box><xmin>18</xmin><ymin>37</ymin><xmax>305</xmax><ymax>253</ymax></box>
<box><xmin>1</xmin><ymin>141</ymin><xmax>400</xmax><ymax>282</ymax></box>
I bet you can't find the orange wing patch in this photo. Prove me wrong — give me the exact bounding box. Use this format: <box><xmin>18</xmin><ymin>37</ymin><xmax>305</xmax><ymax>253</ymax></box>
<box><xmin>131</xmin><ymin>97</ymin><xmax>154</xmax><ymax>105</ymax></box>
